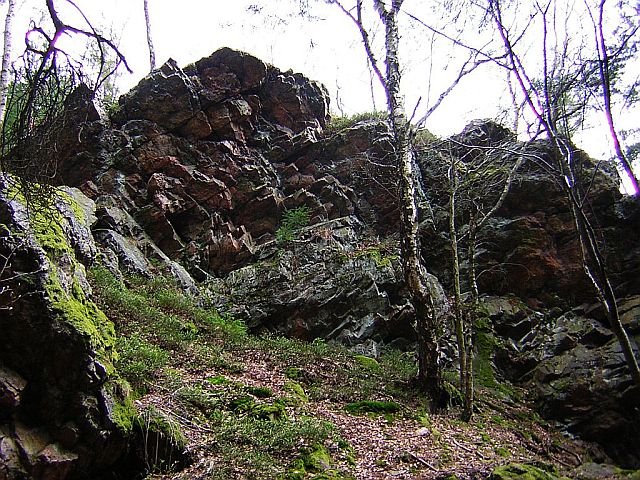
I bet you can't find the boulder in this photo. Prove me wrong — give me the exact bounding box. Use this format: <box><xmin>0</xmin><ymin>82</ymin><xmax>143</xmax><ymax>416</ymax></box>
<box><xmin>489</xmin><ymin>299</ymin><xmax>640</xmax><ymax>468</ymax></box>
<box><xmin>0</xmin><ymin>178</ymin><xmax>130</xmax><ymax>478</ymax></box>
<box><xmin>209</xmin><ymin>216</ymin><xmax>418</xmax><ymax>348</ymax></box>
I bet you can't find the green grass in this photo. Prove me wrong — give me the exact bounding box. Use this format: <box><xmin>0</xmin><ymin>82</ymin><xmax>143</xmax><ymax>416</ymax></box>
<box><xmin>344</xmin><ymin>400</ymin><xmax>401</xmax><ymax>415</ymax></box>
<box><xmin>115</xmin><ymin>335</ymin><xmax>168</xmax><ymax>391</ymax></box>
<box><xmin>88</xmin><ymin>267</ymin><xmax>422</xmax><ymax>478</ymax></box>
<box><xmin>325</xmin><ymin>111</ymin><xmax>388</xmax><ymax>133</ymax></box>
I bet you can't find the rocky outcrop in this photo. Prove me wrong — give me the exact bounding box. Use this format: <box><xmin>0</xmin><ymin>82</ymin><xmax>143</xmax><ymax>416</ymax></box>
<box><xmin>55</xmin><ymin>50</ymin><xmax>343</xmax><ymax>283</ymax></box>
<box><xmin>419</xmin><ymin>119</ymin><xmax>638</xmax><ymax>307</ymax></box>
<box><xmin>0</xmin><ymin>178</ymin><xmax>129</xmax><ymax>479</ymax></box>
<box><xmin>477</xmin><ymin>295</ymin><xmax>640</xmax><ymax>468</ymax></box>
<box><xmin>6</xmin><ymin>47</ymin><xmax>638</xmax><ymax>473</ymax></box>
<box><xmin>209</xmin><ymin>216</ymin><xmax>416</xmax><ymax>354</ymax></box>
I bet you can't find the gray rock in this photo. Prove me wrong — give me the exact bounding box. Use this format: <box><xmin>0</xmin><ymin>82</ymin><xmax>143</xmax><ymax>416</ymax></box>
<box><xmin>0</xmin><ymin>177</ymin><xmax>127</xmax><ymax>478</ymax></box>
<box><xmin>0</xmin><ymin>365</ymin><xmax>27</xmax><ymax>412</ymax></box>
<box><xmin>209</xmin><ymin>216</ymin><xmax>416</xmax><ymax>345</ymax></box>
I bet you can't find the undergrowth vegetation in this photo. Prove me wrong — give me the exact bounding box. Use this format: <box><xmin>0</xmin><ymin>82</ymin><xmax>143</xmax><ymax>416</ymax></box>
<box><xmin>89</xmin><ymin>267</ymin><xmax>585</xmax><ymax>479</ymax></box>
<box><xmin>89</xmin><ymin>267</ymin><xmax>422</xmax><ymax>478</ymax></box>
<box><xmin>325</xmin><ymin>111</ymin><xmax>388</xmax><ymax>133</ymax></box>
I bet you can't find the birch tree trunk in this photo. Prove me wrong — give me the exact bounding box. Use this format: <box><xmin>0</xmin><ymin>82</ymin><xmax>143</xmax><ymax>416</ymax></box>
<box><xmin>374</xmin><ymin>0</ymin><xmax>444</xmax><ymax>406</ymax></box>
<box><xmin>144</xmin><ymin>0</ymin><xmax>156</xmax><ymax>71</ymax></box>
<box><xmin>0</xmin><ymin>0</ymin><xmax>16</xmax><ymax>126</ymax></box>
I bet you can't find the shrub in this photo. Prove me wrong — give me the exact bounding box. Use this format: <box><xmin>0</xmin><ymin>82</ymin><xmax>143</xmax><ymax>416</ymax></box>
<box><xmin>326</xmin><ymin>111</ymin><xmax>388</xmax><ymax>133</ymax></box>
<box><xmin>276</xmin><ymin>206</ymin><xmax>311</xmax><ymax>244</ymax></box>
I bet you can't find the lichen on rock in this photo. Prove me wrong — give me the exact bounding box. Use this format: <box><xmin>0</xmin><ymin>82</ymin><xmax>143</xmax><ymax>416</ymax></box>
<box><xmin>0</xmin><ymin>177</ymin><xmax>129</xmax><ymax>478</ymax></box>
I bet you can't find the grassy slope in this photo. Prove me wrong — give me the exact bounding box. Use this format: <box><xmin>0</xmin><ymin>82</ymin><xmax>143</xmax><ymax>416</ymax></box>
<box><xmin>89</xmin><ymin>267</ymin><xmax>626</xmax><ymax>480</ymax></box>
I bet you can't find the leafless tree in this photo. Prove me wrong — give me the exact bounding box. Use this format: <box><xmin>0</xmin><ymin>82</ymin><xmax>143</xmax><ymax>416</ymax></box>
<box><xmin>144</xmin><ymin>0</ymin><xmax>156</xmax><ymax>71</ymax></box>
<box><xmin>584</xmin><ymin>0</ymin><xmax>639</xmax><ymax>193</ymax></box>
<box><xmin>484</xmin><ymin>0</ymin><xmax>640</xmax><ymax>386</ymax></box>
<box><xmin>420</xmin><ymin>130</ymin><xmax>525</xmax><ymax>420</ymax></box>
<box><xmin>0</xmin><ymin>0</ymin><xmax>130</xmax><ymax>211</ymax></box>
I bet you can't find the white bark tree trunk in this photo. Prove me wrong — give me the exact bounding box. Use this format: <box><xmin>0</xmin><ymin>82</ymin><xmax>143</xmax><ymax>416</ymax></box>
<box><xmin>374</xmin><ymin>0</ymin><xmax>445</xmax><ymax>405</ymax></box>
<box><xmin>144</xmin><ymin>0</ymin><xmax>156</xmax><ymax>71</ymax></box>
<box><xmin>0</xmin><ymin>0</ymin><xmax>16</xmax><ymax>126</ymax></box>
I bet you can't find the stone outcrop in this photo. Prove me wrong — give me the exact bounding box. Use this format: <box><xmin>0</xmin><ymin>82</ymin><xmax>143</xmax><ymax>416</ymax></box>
<box><xmin>0</xmin><ymin>178</ymin><xmax>129</xmax><ymax>479</ymax></box>
<box><xmin>2</xmin><ymin>47</ymin><xmax>639</xmax><ymax>476</ymax></box>
<box><xmin>477</xmin><ymin>295</ymin><xmax>640</xmax><ymax>467</ymax></box>
<box><xmin>209</xmin><ymin>216</ymin><xmax>416</xmax><ymax>354</ymax></box>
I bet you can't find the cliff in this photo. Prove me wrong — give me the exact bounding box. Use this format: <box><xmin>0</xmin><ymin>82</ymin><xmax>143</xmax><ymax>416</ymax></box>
<box><xmin>1</xmin><ymin>47</ymin><xmax>639</xmax><ymax>479</ymax></box>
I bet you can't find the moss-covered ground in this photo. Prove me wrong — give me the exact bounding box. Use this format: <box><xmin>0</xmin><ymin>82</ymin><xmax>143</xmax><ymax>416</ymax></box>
<box><xmin>89</xmin><ymin>267</ymin><xmax>635</xmax><ymax>480</ymax></box>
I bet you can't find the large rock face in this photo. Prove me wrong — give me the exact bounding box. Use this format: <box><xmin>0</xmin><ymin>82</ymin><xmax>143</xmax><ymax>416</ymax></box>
<box><xmin>0</xmin><ymin>178</ymin><xmax>128</xmax><ymax>479</ymax></box>
<box><xmin>209</xmin><ymin>216</ymin><xmax>416</xmax><ymax>353</ymax></box>
<box><xmin>479</xmin><ymin>295</ymin><xmax>640</xmax><ymax>468</ymax></box>
<box><xmin>4</xmin><ymin>48</ymin><xmax>638</xmax><ymax>474</ymax></box>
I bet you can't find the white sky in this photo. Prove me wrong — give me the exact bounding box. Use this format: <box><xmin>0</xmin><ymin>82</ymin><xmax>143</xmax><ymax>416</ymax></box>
<box><xmin>5</xmin><ymin>0</ymin><xmax>640</xmax><ymax>185</ymax></box>
<box><xmin>8</xmin><ymin>0</ymin><xmax>510</xmax><ymax>137</ymax></box>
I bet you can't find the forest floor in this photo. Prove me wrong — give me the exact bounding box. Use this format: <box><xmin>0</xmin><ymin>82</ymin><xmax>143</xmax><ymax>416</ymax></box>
<box><xmin>90</xmin><ymin>269</ymin><xmax>637</xmax><ymax>480</ymax></box>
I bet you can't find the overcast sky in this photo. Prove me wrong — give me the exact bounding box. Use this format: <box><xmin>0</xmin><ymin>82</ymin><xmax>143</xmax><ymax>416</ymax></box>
<box><xmin>9</xmin><ymin>0</ymin><xmax>511</xmax><ymax>137</ymax></box>
<box><xmin>5</xmin><ymin>0</ymin><xmax>640</xmax><ymax>189</ymax></box>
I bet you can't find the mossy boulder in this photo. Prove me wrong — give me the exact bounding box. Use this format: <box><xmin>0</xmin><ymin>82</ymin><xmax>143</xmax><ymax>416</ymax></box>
<box><xmin>490</xmin><ymin>463</ymin><xmax>569</xmax><ymax>480</ymax></box>
<box><xmin>344</xmin><ymin>400</ymin><xmax>401</xmax><ymax>415</ymax></box>
<box><xmin>0</xmin><ymin>179</ymin><xmax>130</xmax><ymax>478</ymax></box>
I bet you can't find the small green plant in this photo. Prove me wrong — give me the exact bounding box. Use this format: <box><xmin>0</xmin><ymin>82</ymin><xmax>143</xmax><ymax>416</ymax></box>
<box><xmin>245</xmin><ymin>385</ymin><xmax>274</xmax><ymax>398</ymax></box>
<box><xmin>344</xmin><ymin>400</ymin><xmax>401</xmax><ymax>415</ymax></box>
<box><xmin>495</xmin><ymin>446</ymin><xmax>510</xmax><ymax>457</ymax></box>
<box><xmin>325</xmin><ymin>110</ymin><xmax>388</xmax><ymax>133</ymax></box>
<box><xmin>177</xmin><ymin>384</ymin><xmax>222</xmax><ymax>414</ymax></box>
<box><xmin>285</xmin><ymin>366</ymin><xmax>303</xmax><ymax>379</ymax></box>
<box><xmin>276</xmin><ymin>206</ymin><xmax>311</xmax><ymax>244</ymax></box>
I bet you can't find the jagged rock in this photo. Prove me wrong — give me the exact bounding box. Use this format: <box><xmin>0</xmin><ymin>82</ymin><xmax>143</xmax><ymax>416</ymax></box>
<box><xmin>209</xmin><ymin>216</ymin><xmax>418</xmax><ymax>346</ymax></box>
<box><xmin>115</xmin><ymin>59</ymin><xmax>201</xmax><ymax>131</ymax></box>
<box><xmin>261</xmin><ymin>69</ymin><xmax>329</xmax><ymax>132</ymax></box>
<box><xmin>0</xmin><ymin>427</ymin><xmax>25</xmax><ymax>479</ymax></box>
<box><xmin>185</xmin><ymin>47</ymin><xmax>268</xmax><ymax>104</ymax></box>
<box><xmin>0</xmin><ymin>177</ymin><xmax>129</xmax><ymax>478</ymax></box>
<box><xmin>488</xmin><ymin>298</ymin><xmax>640</xmax><ymax>468</ymax></box>
<box><xmin>92</xmin><ymin>197</ymin><xmax>199</xmax><ymax>293</ymax></box>
<box><xmin>0</xmin><ymin>365</ymin><xmax>26</xmax><ymax>413</ymax></box>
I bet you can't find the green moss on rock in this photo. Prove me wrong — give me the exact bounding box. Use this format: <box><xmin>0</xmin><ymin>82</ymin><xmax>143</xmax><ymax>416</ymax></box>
<box><xmin>111</xmin><ymin>393</ymin><xmax>138</xmax><ymax>434</ymax></box>
<box><xmin>303</xmin><ymin>444</ymin><xmax>332</xmax><ymax>472</ymax></box>
<box><xmin>284</xmin><ymin>381</ymin><xmax>309</xmax><ymax>404</ymax></box>
<box><xmin>354</xmin><ymin>355</ymin><xmax>380</xmax><ymax>370</ymax></box>
<box><xmin>490</xmin><ymin>463</ymin><xmax>569</xmax><ymax>480</ymax></box>
<box><xmin>8</xmin><ymin>184</ymin><xmax>119</xmax><ymax>377</ymax></box>
<box><xmin>47</xmin><ymin>272</ymin><xmax>117</xmax><ymax>373</ymax></box>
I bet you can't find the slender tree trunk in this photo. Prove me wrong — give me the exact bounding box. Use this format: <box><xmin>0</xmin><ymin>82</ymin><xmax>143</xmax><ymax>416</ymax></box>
<box><xmin>143</xmin><ymin>0</ymin><xmax>156</xmax><ymax>71</ymax></box>
<box><xmin>0</xmin><ymin>0</ymin><xmax>16</xmax><ymax>126</ymax></box>
<box><xmin>375</xmin><ymin>0</ymin><xmax>444</xmax><ymax>407</ymax></box>
<box><xmin>594</xmin><ymin>0</ymin><xmax>639</xmax><ymax>194</ymax></box>
<box><xmin>448</xmin><ymin>156</ymin><xmax>467</xmax><ymax>404</ymax></box>
<box><xmin>461</xmin><ymin>217</ymin><xmax>479</xmax><ymax>421</ymax></box>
